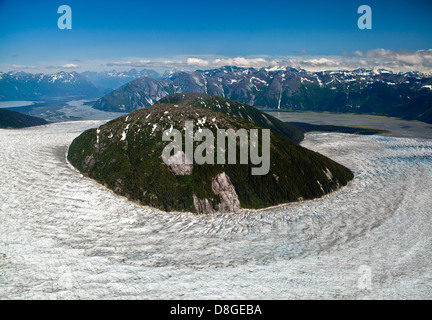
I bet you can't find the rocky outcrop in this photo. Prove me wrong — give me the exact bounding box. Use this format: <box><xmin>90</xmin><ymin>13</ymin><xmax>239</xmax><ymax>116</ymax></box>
<box><xmin>191</xmin><ymin>172</ymin><xmax>240</xmax><ymax>214</ymax></box>
<box><xmin>167</xmin><ymin>150</ymin><xmax>193</xmax><ymax>175</ymax></box>
<box><xmin>324</xmin><ymin>167</ymin><xmax>333</xmax><ymax>180</ymax></box>
<box><xmin>192</xmin><ymin>194</ymin><xmax>215</xmax><ymax>214</ymax></box>
<box><xmin>212</xmin><ymin>172</ymin><xmax>241</xmax><ymax>213</ymax></box>
<box><xmin>82</xmin><ymin>155</ymin><xmax>95</xmax><ymax>170</ymax></box>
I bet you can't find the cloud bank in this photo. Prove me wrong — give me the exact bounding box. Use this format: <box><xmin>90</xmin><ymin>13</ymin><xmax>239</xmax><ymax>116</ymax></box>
<box><xmin>103</xmin><ymin>49</ymin><xmax>432</xmax><ymax>73</ymax></box>
<box><xmin>3</xmin><ymin>49</ymin><xmax>432</xmax><ymax>74</ymax></box>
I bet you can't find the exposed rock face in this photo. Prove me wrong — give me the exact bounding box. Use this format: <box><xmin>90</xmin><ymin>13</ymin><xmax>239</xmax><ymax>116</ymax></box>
<box><xmin>192</xmin><ymin>194</ymin><xmax>214</xmax><ymax>214</ymax></box>
<box><xmin>82</xmin><ymin>155</ymin><xmax>95</xmax><ymax>170</ymax></box>
<box><xmin>167</xmin><ymin>150</ymin><xmax>193</xmax><ymax>175</ymax></box>
<box><xmin>324</xmin><ymin>167</ymin><xmax>333</xmax><ymax>180</ymax></box>
<box><xmin>212</xmin><ymin>172</ymin><xmax>241</xmax><ymax>213</ymax></box>
<box><xmin>191</xmin><ymin>172</ymin><xmax>241</xmax><ymax>214</ymax></box>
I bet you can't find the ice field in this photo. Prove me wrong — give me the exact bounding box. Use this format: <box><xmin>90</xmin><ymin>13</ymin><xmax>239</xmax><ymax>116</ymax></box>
<box><xmin>0</xmin><ymin>121</ymin><xmax>431</xmax><ymax>299</ymax></box>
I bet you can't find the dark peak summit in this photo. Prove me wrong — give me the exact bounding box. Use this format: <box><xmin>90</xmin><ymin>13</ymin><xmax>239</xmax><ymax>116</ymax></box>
<box><xmin>156</xmin><ymin>93</ymin><xmax>304</xmax><ymax>143</ymax></box>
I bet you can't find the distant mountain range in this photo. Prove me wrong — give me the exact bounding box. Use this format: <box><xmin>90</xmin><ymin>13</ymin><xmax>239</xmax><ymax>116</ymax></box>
<box><xmin>0</xmin><ymin>69</ymin><xmax>163</xmax><ymax>101</ymax></box>
<box><xmin>81</xmin><ymin>69</ymin><xmax>161</xmax><ymax>91</ymax></box>
<box><xmin>0</xmin><ymin>71</ymin><xmax>102</xmax><ymax>100</ymax></box>
<box><xmin>92</xmin><ymin>66</ymin><xmax>432</xmax><ymax>124</ymax></box>
<box><xmin>2</xmin><ymin>67</ymin><xmax>432</xmax><ymax>124</ymax></box>
<box><xmin>0</xmin><ymin>108</ymin><xmax>48</xmax><ymax>128</ymax></box>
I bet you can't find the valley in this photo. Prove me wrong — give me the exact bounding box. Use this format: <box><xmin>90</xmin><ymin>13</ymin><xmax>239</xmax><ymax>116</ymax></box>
<box><xmin>268</xmin><ymin>111</ymin><xmax>432</xmax><ymax>140</ymax></box>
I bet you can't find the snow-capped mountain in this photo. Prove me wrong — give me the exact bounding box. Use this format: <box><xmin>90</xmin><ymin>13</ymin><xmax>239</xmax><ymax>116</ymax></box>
<box><xmin>92</xmin><ymin>66</ymin><xmax>432</xmax><ymax>124</ymax></box>
<box><xmin>0</xmin><ymin>71</ymin><xmax>102</xmax><ymax>100</ymax></box>
<box><xmin>81</xmin><ymin>69</ymin><xmax>161</xmax><ymax>91</ymax></box>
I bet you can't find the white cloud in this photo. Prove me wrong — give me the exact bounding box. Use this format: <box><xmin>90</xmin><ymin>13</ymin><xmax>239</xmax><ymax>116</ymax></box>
<box><xmin>352</xmin><ymin>49</ymin><xmax>432</xmax><ymax>71</ymax></box>
<box><xmin>4</xmin><ymin>49</ymin><xmax>432</xmax><ymax>74</ymax></box>
<box><xmin>212</xmin><ymin>57</ymin><xmax>271</xmax><ymax>68</ymax></box>
<box><xmin>298</xmin><ymin>58</ymin><xmax>341</xmax><ymax>67</ymax></box>
<box><xmin>47</xmin><ymin>50</ymin><xmax>432</xmax><ymax>74</ymax></box>
<box><xmin>45</xmin><ymin>63</ymin><xmax>80</xmax><ymax>70</ymax></box>
<box><xmin>61</xmin><ymin>63</ymin><xmax>79</xmax><ymax>69</ymax></box>
<box><xmin>106</xmin><ymin>59</ymin><xmax>151</xmax><ymax>67</ymax></box>
<box><xmin>294</xmin><ymin>50</ymin><xmax>309</xmax><ymax>55</ymax></box>
<box><xmin>187</xmin><ymin>58</ymin><xmax>209</xmax><ymax>66</ymax></box>
<box><xmin>11</xmin><ymin>64</ymin><xmax>36</xmax><ymax>70</ymax></box>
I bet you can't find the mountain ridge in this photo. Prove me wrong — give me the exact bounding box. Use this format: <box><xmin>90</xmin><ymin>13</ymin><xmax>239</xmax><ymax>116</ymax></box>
<box><xmin>90</xmin><ymin>66</ymin><xmax>432</xmax><ymax>123</ymax></box>
<box><xmin>0</xmin><ymin>71</ymin><xmax>102</xmax><ymax>100</ymax></box>
<box><xmin>0</xmin><ymin>108</ymin><xmax>48</xmax><ymax>128</ymax></box>
<box><xmin>81</xmin><ymin>69</ymin><xmax>161</xmax><ymax>91</ymax></box>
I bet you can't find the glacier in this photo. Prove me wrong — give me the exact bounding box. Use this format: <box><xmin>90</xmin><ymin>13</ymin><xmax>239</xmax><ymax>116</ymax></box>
<box><xmin>0</xmin><ymin>121</ymin><xmax>431</xmax><ymax>299</ymax></box>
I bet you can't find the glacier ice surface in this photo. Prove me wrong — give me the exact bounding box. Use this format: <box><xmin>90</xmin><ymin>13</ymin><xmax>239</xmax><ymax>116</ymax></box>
<box><xmin>0</xmin><ymin>122</ymin><xmax>431</xmax><ymax>299</ymax></box>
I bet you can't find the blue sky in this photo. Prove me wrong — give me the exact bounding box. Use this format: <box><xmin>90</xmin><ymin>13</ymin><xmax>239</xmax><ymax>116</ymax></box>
<box><xmin>1</xmin><ymin>0</ymin><xmax>432</xmax><ymax>72</ymax></box>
